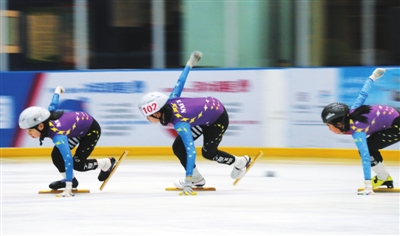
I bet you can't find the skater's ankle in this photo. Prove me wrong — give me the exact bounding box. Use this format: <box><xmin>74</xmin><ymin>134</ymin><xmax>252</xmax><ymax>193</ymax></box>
<box><xmin>233</xmin><ymin>156</ymin><xmax>248</xmax><ymax>169</ymax></box>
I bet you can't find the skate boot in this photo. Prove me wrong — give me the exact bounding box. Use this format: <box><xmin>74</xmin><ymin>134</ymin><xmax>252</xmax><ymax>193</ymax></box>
<box><xmin>49</xmin><ymin>177</ymin><xmax>79</xmax><ymax>190</ymax></box>
<box><xmin>231</xmin><ymin>155</ymin><xmax>251</xmax><ymax>179</ymax></box>
<box><xmin>174</xmin><ymin>177</ymin><xmax>206</xmax><ymax>188</ymax></box>
<box><xmin>98</xmin><ymin>157</ymin><xmax>116</xmax><ymax>181</ymax></box>
<box><xmin>372</xmin><ymin>175</ymin><xmax>393</xmax><ymax>188</ymax></box>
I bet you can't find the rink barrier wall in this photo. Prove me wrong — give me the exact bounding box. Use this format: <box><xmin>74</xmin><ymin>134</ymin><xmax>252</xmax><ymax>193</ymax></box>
<box><xmin>1</xmin><ymin>147</ymin><xmax>399</xmax><ymax>163</ymax></box>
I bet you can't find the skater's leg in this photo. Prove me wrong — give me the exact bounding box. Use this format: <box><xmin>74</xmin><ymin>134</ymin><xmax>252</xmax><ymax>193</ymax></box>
<box><xmin>49</xmin><ymin>146</ymin><xmax>78</xmax><ymax>189</ymax></box>
<box><xmin>201</xmin><ymin>109</ymin><xmax>250</xmax><ymax>179</ymax></box>
<box><xmin>367</xmin><ymin>117</ymin><xmax>399</xmax><ymax>187</ymax></box>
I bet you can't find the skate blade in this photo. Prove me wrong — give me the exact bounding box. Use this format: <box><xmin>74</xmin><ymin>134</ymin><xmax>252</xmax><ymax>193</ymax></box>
<box><xmin>357</xmin><ymin>187</ymin><xmax>400</xmax><ymax>193</ymax></box>
<box><xmin>233</xmin><ymin>150</ymin><xmax>263</xmax><ymax>186</ymax></box>
<box><xmin>99</xmin><ymin>150</ymin><xmax>128</xmax><ymax>191</ymax></box>
<box><xmin>39</xmin><ymin>189</ymin><xmax>90</xmax><ymax>194</ymax></box>
<box><xmin>165</xmin><ymin>187</ymin><xmax>216</xmax><ymax>191</ymax></box>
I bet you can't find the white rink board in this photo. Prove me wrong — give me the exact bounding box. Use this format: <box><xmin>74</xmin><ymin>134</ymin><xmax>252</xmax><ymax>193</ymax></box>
<box><xmin>16</xmin><ymin>68</ymin><xmax>400</xmax><ymax>150</ymax></box>
<box><xmin>287</xmin><ymin>68</ymin><xmax>339</xmax><ymax>147</ymax></box>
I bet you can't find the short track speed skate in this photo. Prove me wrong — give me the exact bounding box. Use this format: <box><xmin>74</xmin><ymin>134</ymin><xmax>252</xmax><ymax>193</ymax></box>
<box><xmin>40</xmin><ymin>178</ymin><xmax>89</xmax><ymax>194</ymax></box>
<box><xmin>233</xmin><ymin>151</ymin><xmax>263</xmax><ymax>186</ymax></box>
<box><xmin>165</xmin><ymin>187</ymin><xmax>216</xmax><ymax>191</ymax></box>
<box><xmin>99</xmin><ymin>150</ymin><xmax>128</xmax><ymax>191</ymax></box>
<box><xmin>357</xmin><ymin>175</ymin><xmax>399</xmax><ymax>193</ymax></box>
<box><xmin>357</xmin><ymin>187</ymin><xmax>400</xmax><ymax>193</ymax></box>
<box><xmin>39</xmin><ymin>189</ymin><xmax>90</xmax><ymax>194</ymax></box>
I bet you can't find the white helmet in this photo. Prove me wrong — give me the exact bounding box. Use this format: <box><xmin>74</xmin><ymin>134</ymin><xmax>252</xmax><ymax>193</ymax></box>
<box><xmin>138</xmin><ymin>92</ymin><xmax>169</xmax><ymax>117</ymax></box>
<box><xmin>19</xmin><ymin>106</ymin><xmax>51</xmax><ymax>129</ymax></box>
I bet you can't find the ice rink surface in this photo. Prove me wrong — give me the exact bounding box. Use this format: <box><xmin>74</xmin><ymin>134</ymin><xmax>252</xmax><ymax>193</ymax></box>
<box><xmin>1</xmin><ymin>157</ymin><xmax>399</xmax><ymax>236</ymax></box>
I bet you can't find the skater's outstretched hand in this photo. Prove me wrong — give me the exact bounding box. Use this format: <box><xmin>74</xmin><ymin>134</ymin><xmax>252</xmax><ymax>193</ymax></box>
<box><xmin>54</xmin><ymin>86</ymin><xmax>65</xmax><ymax>95</ymax></box>
<box><xmin>56</xmin><ymin>182</ymin><xmax>75</xmax><ymax>198</ymax></box>
<box><xmin>369</xmin><ymin>68</ymin><xmax>386</xmax><ymax>81</ymax></box>
<box><xmin>186</xmin><ymin>51</ymin><xmax>202</xmax><ymax>68</ymax></box>
<box><xmin>179</xmin><ymin>177</ymin><xmax>197</xmax><ymax>196</ymax></box>
<box><xmin>358</xmin><ymin>180</ymin><xmax>375</xmax><ymax>196</ymax></box>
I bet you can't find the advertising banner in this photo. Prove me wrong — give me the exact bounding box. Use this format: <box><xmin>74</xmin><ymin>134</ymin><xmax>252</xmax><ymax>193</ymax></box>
<box><xmin>5</xmin><ymin>69</ymin><xmax>263</xmax><ymax>147</ymax></box>
<box><xmin>334</xmin><ymin>67</ymin><xmax>400</xmax><ymax>149</ymax></box>
<box><xmin>2</xmin><ymin>67</ymin><xmax>399</xmax><ymax>150</ymax></box>
<box><xmin>0</xmin><ymin>72</ymin><xmax>42</xmax><ymax>147</ymax></box>
<box><xmin>286</xmin><ymin>68</ymin><xmax>339</xmax><ymax>147</ymax></box>
<box><xmin>287</xmin><ymin>67</ymin><xmax>400</xmax><ymax>150</ymax></box>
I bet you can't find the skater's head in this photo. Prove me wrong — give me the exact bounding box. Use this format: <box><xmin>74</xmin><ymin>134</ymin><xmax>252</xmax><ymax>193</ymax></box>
<box><xmin>19</xmin><ymin>106</ymin><xmax>51</xmax><ymax>138</ymax></box>
<box><xmin>19</xmin><ymin>106</ymin><xmax>64</xmax><ymax>144</ymax></box>
<box><xmin>321</xmin><ymin>102</ymin><xmax>350</xmax><ymax>134</ymax></box>
<box><xmin>139</xmin><ymin>92</ymin><xmax>171</xmax><ymax>126</ymax></box>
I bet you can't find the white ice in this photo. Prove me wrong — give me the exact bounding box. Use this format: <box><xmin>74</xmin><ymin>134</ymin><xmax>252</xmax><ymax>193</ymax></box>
<box><xmin>1</xmin><ymin>157</ymin><xmax>399</xmax><ymax>236</ymax></box>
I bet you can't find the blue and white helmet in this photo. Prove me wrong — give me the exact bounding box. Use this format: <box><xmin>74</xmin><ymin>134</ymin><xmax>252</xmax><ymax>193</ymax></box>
<box><xmin>138</xmin><ymin>92</ymin><xmax>169</xmax><ymax>117</ymax></box>
<box><xmin>19</xmin><ymin>106</ymin><xmax>51</xmax><ymax>129</ymax></box>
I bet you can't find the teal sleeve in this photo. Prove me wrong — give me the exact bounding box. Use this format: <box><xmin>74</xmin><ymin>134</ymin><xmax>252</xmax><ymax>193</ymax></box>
<box><xmin>351</xmin><ymin>78</ymin><xmax>374</xmax><ymax>110</ymax></box>
<box><xmin>352</xmin><ymin>132</ymin><xmax>371</xmax><ymax>180</ymax></box>
<box><xmin>174</xmin><ymin>122</ymin><xmax>196</xmax><ymax>177</ymax></box>
<box><xmin>169</xmin><ymin>66</ymin><xmax>191</xmax><ymax>99</ymax></box>
<box><xmin>48</xmin><ymin>93</ymin><xmax>60</xmax><ymax>112</ymax></box>
<box><xmin>53</xmin><ymin>135</ymin><xmax>74</xmax><ymax>181</ymax></box>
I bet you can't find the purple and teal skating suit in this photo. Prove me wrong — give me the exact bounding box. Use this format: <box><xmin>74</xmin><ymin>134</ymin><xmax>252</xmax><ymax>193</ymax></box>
<box><xmin>47</xmin><ymin>94</ymin><xmax>95</xmax><ymax>182</ymax></box>
<box><xmin>350</xmin><ymin>78</ymin><xmax>400</xmax><ymax>180</ymax></box>
<box><xmin>167</xmin><ymin>66</ymin><xmax>225</xmax><ymax>177</ymax></box>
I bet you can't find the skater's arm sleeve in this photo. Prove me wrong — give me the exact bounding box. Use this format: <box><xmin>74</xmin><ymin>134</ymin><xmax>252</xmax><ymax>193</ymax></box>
<box><xmin>351</xmin><ymin>78</ymin><xmax>374</xmax><ymax>110</ymax></box>
<box><xmin>169</xmin><ymin>66</ymin><xmax>191</xmax><ymax>98</ymax></box>
<box><xmin>352</xmin><ymin>132</ymin><xmax>371</xmax><ymax>180</ymax></box>
<box><xmin>48</xmin><ymin>93</ymin><xmax>60</xmax><ymax>112</ymax></box>
<box><xmin>174</xmin><ymin>122</ymin><xmax>196</xmax><ymax>177</ymax></box>
<box><xmin>53</xmin><ymin>135</ymin><xmax>74</xmax><ymax>182</ymax></box>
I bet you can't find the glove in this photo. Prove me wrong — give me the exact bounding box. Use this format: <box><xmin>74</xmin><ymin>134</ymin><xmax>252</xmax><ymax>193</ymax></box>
<box><xmin>54</xmin><ymin>86</ymin><xmax>65</xmax><ymax>95</ymax></box>
<box><xmin>369</xmin><ymin>68</ymin><xmax>386</xmax><ymax>81</ymax></box>
<box><xmin>56</xmin><ymin>181</ymin><xmax>75</xmax><ymax>197</ymax></box>
<box><xmin>179</xmin><ymin>177</ymin><xmax>197</xmax><ymax>196</ymax></box>
<box><xmin>358</xmin><ymin>180</ymin><xmax>375</xmax><ymax>196</ymax></box>
<box><xmin>186</xmin><ymin>51</ymin><xmax>202</xmax><ymax>68</ymax></box>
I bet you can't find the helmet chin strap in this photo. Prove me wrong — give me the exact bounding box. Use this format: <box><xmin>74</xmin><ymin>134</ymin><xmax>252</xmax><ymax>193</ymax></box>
<box><xmin>34</xmin><ymin>123</ymin><xmax>47</xmax><ymax>146</ymax></box>
<box><xmin>333</xmin><ymin>123</ymin><xmax>347</xmax><ymax>133</ymax></box>
<box><xmin>333</xmin><ymin>116</ymin><xmax>350</xmax><ymax>133</ymax></box>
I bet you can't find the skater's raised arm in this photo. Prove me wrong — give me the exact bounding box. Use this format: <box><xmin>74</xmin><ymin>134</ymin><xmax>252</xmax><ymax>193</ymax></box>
<box><xmin>169</xmin><ymin>51</ymin><xmax>202</xmax><ymax>99</ymax></box>
<box><xmin>351</xmin><ymin>68</ymin><xmax>385</xmax><ymax>110</ymax></box>
<box><xmin>48</xmin><ymin>86</ymin><xmax>65</xmax><ymax>112</ymax></box>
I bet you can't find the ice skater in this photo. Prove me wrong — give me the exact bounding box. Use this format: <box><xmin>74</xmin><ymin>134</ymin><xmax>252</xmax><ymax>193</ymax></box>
<box><xmin>321</xmin><ymin>68</ymin><xmax>399</xmax><ymax>195</ymax></box>
<box><xmin>138</xmin><ymin>51</ymin><xmax>251</xmax><ymax>195</ymax></box>
<box><xmin>18</xmin><ymin>86</ymin><xmax>116</xmax><ymax>197</ymax></box>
